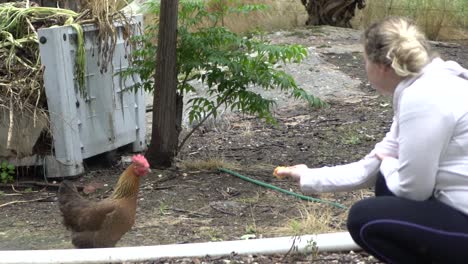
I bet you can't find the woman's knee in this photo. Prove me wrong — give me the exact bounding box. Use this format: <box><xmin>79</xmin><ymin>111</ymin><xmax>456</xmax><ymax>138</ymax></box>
<box><xmin>347</xmin><ymin>196</ymin><xmax>406</xmax><ymax>241</ymax></box>
<box><xmin>347</xmin><ymin>198</ymin><xmax>370</xmax><ymax>232</ymax></box>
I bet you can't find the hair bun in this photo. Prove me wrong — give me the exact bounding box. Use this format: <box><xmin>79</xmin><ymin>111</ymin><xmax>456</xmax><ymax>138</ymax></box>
<box><xmin>364</xmin><ymin>17</ymin><xmax>432</xmax><ymax>77</ymax></box>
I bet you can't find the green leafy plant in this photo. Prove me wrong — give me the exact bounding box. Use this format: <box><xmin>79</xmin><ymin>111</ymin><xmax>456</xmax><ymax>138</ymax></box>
<box><xmin>123</xmin><ymin>0</ymin><xmax>326</xmax><ymax>151</ymax></box>
<box><xmin>343</xmin><ymin>134</ymin><xmax>361</xmax><ymax>145</ymax></box>
<box><xmin>245</xmin><ymin>223</ymin><xmax>257</xmax><ymax>234</ymax></box>
<box><xmin>158</xmin><ymin>202</ymin><xmax>169</xmax><ymax>215</ymax></box>
<box><xmin>0</xmin><ymin>161</ymin><xmax>15</xmax><ymax>184</ymax></box>
<box><xmin>305</xmin><ymin>238</ymin><xmax>319</xmax><ymax>258</ymax></box>
<box><xmin>200</xmin><ymin>227</ymin><xmax>223</xmax><ymax>242</ymax></box>
<box><xmin>289</xmin><ymin>219</ymin><xmax>302</xmax><ymax>235</ymax></box>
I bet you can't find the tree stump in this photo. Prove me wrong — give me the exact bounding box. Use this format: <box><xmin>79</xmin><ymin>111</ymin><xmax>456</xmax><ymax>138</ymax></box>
<box><xmin>300</xmin><ymin>0</ymin><xmax>366</xmax><ymax>28</ymax></box>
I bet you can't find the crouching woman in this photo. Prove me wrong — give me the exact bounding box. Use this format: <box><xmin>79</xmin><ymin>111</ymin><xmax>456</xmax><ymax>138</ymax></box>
<box><xmin>276</xmin><ymin>17</ymin><xmax>468</xmax><ymax>263</ymax></box>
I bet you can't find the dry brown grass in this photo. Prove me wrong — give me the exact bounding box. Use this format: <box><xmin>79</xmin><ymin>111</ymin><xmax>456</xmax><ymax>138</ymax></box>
<box><xmin>354</xmin><ymin>0</ymin><xmax>468</xmax><ymax>41</ymax></box>
<box><xmin>79</xmin><ymin>0</ymin><xmax>134</xmax><ymax>73</ymax></box>
<box><xmin>270</xmin><ymin>204</ymin><xmax>348</xmax><ymax>236</ymax></box>
<box><xmin>140</xmin><ymin>0</ymin><xmax>467</xmax><ymax>42</ymax></box>
<box><xmin>178</xmin><ymin>157</ymin><xmax>241</xmax><ymax>171</ymax></box>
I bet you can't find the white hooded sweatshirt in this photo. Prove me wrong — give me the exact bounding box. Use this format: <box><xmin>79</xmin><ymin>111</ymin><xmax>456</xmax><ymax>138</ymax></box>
<box><xmin>299</xmin><ymin>58</ymin><xmax>468</xmax><ymax>215</ymax></box>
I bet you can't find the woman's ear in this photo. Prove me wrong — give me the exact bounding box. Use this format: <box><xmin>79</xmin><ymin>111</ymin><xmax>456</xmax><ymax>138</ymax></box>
<box><xmin>378</xmin><ymin>63</ymin><xmax>392</xmax><ymax>73</ymax></box>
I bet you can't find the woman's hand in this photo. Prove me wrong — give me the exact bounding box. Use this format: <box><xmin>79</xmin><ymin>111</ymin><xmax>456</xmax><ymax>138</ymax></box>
<box><xmin>375</xmin><ymin>153</ymin><xmax>396</xmax><ymax>160</ymax></box>
<box><xmin>273</xmin><ymin>164</ymin><xmax>309</xmax><ymax>181</ymax></box>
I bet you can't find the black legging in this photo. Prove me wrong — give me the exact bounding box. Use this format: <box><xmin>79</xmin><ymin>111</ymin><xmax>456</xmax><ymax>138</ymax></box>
<box><xmin>347</xmin><ymin>172</ymin><xmax>468</xmax><ymax>264</ymax></box>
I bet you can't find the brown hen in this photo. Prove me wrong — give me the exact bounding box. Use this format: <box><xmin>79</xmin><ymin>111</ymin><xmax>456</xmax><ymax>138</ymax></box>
<box><xmin>58</xmin><ymin>154</ymin><xmax>150</xmax><ymax>248</ymax></box>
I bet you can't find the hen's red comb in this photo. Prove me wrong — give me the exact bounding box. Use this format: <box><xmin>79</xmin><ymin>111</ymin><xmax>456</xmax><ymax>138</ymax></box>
<box><xmin>132</xmin><ymin>154</ymin><xmax>149</xmax><ymax>168</ymax></box>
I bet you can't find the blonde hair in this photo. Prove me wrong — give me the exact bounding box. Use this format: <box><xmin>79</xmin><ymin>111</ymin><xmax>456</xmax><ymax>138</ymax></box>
<box><xmin>363</xmin><ymin>17</ymin><xmax>432</xmax><ymax>77</ymax></box>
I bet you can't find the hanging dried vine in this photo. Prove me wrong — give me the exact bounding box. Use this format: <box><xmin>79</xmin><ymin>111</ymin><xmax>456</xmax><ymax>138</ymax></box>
<box><xmin>0</xmin><ymin>1</ymin><xmax>80</xmax><ymax>112</ymax></box>
<box><xmin>77</xmin><ymin>0</ymin><xmax>134</xmax><ymax>74</ymax></box>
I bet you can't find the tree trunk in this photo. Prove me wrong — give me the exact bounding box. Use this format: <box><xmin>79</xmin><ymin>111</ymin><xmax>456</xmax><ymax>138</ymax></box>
<box><xmin>146</xmin><ymin>0</ymin><xmax>180</xmax><ymax>168</ymax></box>
<box><xmin>300</xmin><ymin>0</ymin><xmax>366</xmax><ymax>28</ymax></box>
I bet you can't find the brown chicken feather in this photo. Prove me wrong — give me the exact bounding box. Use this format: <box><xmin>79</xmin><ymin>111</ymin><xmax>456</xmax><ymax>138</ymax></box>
<box><xmin>58</xmin><ymin>155</ymin><xmax>150</xmax><ymax>248</ymax></box>
<box><xmin>58</xmin><ymin>180</ymin><xmax>116</xmax><ymax>232</ymax></box>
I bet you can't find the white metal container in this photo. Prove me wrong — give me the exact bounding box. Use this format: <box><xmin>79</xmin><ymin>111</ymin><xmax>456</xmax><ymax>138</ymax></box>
<box><xmin>26</xmin><ymin>15</ymin><xmax>146</xmax><ymax>177</ymax></box>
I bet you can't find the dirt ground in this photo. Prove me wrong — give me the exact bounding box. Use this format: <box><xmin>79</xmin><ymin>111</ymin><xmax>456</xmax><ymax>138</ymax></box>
<box><xmin>0</xmin><ymin>26</ymin><xmax>467</xmax><ymax>263</ymax></box>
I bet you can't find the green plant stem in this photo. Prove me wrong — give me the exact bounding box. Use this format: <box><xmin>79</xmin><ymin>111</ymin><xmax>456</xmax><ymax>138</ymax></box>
<box><xmin>218</xmin><ymin>168</ymin><xmax>347</xmax><ymax>209</ymax></box>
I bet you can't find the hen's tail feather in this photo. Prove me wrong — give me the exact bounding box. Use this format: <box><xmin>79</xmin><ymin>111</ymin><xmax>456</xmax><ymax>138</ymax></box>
<box><xmin>58</xmin><ymin>180</ymin><xmax>81</xmax><ymax>206</ymax></box>
<box><xmin>58</xmin><ymin>180</ymin><xmax>116</xmax><ymax>232</ymax></box>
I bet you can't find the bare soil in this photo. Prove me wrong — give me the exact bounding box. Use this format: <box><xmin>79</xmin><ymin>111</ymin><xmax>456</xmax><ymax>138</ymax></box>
<box><xmin>0</xmin><ymin>26</ymin><xmax>467</xmax><ymax>263</ymax></box>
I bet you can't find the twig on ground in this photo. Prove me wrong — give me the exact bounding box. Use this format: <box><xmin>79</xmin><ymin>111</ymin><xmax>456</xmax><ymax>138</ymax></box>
<box><xmin>153</xmin><ymin>185</ymin><xmax>177</xmax><ymax>190</ymax></box>
<box><xmin>11</xmin><ymin>183</ymin><xmax>51</xmax><ymax>194</ymax></box>
<box><xmin>429</xmin><ymin>40</ymin><xmax>460</xmax><ymax>48</ymax></box>
<box><xmin>11</xmin><ymin>184</ymin><xmax>23</xmax><ymax>193</ymax></box>
<box><xmin>210</xmin><ymin>204</ymin><xmax>236</xmax><ymax>216</ymax></box>
<box><xmin>169</xmin><ymin>208</ymin><xmax>211</xmax><ymax>218</ymax></box>
<box><xmin>0</xmin><ymin>181</ymin><xmax>65</xmax><ymax>190</ymax></box>
<box><xmin>155</xmin><ymin>173</ymin><xmax>177</xmax><ymax>184</ymax></box>
<box><xmin>2</xmin><ymin>193</ymin><xmax>22</xmax><ymax>196</ymax></box>
<box><xmin>0</xmin><ymin>195</ymin><xmax>55</xmax><ymax>208</ymax></box>
<box><xmin>314</xmin><ymin>118</ymin><xmax>341</xmax><ymax>125</ymax></box>
<box><xmin>282</xmin><ymin>235</ymin><xmax>299</xmax><ymax>260</ymax></box>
